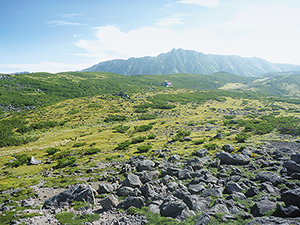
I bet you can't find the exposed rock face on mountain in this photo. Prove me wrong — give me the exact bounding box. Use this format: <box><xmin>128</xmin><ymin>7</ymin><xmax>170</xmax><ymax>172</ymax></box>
<box><xmin>82</xmin><ymin>48</ymin><xmax>300</xmax><ymax>77</ymax></box>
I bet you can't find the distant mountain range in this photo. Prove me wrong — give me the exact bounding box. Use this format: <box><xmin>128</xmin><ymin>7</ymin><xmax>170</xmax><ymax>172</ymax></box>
<box><xmin>82</xmin><ymin>48</ymin><xmax>300</xmax><ymax>77</ymax></box>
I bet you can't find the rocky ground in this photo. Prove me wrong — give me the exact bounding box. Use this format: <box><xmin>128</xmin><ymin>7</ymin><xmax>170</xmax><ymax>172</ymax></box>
<box><xmin>2</xmin><ymin>141</ymin><xmax>300</xmax><ymax>224</ymax></box>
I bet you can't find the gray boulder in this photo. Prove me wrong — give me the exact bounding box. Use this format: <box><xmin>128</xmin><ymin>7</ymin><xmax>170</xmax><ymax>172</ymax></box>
<box><xmin>281</xmin><ymin>188</ymin><xmax>300</xmax><ymax>208</ymax></box>
<box><xmin>117</xmin><ymin>196</ymin><xmax>145</xmax><ymax>210</ymax></box>
<box><xmin>183</xmin><ymin>195</ymin><xmax>210</xmax><ymax>212</ymax></box>
<box><xmin>195</xmin><ymin>149</ymin><xmax>208</xmax><ymax>157</ymax></box>
<box><xmin>255</xmin><ymin>171</ymin><xmax>285</xmax><ymax>186</ymax></box>
<box><xmin>291</xmin><ymin>153</ymin><xmax>300</xmax><ymax>164</ymax></box>
<box><xmin>275</xmin><ymin>205</ymin><xmax>300</xmax><ymax>218</ymax></box>
<box><xmin>202</xmin><ymin>188</ymin><xmax>223</xmax><ymax>198</ymax></box>
<box><xmin>218</xmin><ymin>152</ymin><xmax>250</xmax><ymax>165</ymax></box>
<box><xmin>251</xmin><ymin>200</ymin><xmax>276</xmax><ymax>217</ymax></box>
<box><xmin>100</xmin><ymin>194</ymin><xmax>119</xmax><ymax>210</ymax></box>
<box><xmin>117</xmin><ymin>186</ymin><xmax>134</xmax><ymax>196</ymax></box>
<box><xmin>209</xmin><ymin>204</ymin><xmax>230</xmax><ymax>214</ymax></box>
<box><xmin>29</xmin><ymin>156</ymin><xmax>41</xmax><ymax>165</ymax></box>
<box><xmin>168</xmin><ymin>155</ymin><xmax>180</xmax><ymax>162</ymax></box>
<box><xmin>283</xmin><ymin>160</ymin><xmax>300</xmax><ymax>173</ymax></box>
<box><xmin>245</xmin><ymin>187</ymin><xmax>259</xmax><ymax>198</ymax></box>
<box><xmin>246</xmin><ymin>217</ymin><xmax>300</xmax><ymax>225</ymax></box>
<box><xmin>43</xmin><ymin>184</ymin><xmax>95</xmax><ymax>209</ymax></box>
<box><xmin>137</xmin><ymin>160</ymin><xmax>155</xmax><ymax>172</ymax></box>
<box><xmin>225</xmin><ymin>181</ymin><xmax>243</xmax><ymax>194</ymax></box>
<box><xmin>159</xmin><ymin>196</ymin><xmax>187</xmax><ymax>218</ymax></box>
<box><xmin>188</xmin><ymin>184</ymin><xmax>205</xmax><ymax>194</ymax></box>
<box><xmin>194</xmin><ymin>212</ymin><xmax>211</xmax><ymax>225</ymax></box>
<box><xmin>98</xmin><ymin>183</ymin><xmax>114</xmax><ymax>194</ymax></box>
<box><xmin>223</xmin><ymin>144</ymin><xmax>234</xmax><ymax>153</ymax></box>
<box><xmin>122</xmin><ymin>174</ymin><xmax>142</xmax><ymax>188</ymax></box>
<box><xmin>187</xmin><ymin>157</ymin><xmax>204</xmax><ymax>170</ymax></box>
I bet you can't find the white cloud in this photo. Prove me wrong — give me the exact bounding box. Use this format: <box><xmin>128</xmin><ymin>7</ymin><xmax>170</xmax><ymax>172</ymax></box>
<box><xmin>155</xmin><ymin>14</ymin><xmax>186</xmax><ymax>26</ymax></box>
<box><xmin>178</xmin><ymin>0</ymin><xmax>220</xmax><ymax>8</ymax></box>
<box><xmin>75</xmin><ymin>5</ymin><xmax>300</xmax><ymax>65</ymax></box>
<box><xmin>0</xmin><ymin>62</ymin><xmax>92</xmax><ymax>74</ymax></box>
<box><xmin>59</xmin><ymin>13</ymin><xmax>82</xmax><ymax>18</ymax></box>
<box><xmin>47</xmin><ymin>20</ymin><xmax>82</xmax><ymax>26</ymax></box>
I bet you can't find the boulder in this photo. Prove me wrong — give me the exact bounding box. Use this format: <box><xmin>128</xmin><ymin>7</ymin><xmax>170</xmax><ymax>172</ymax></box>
<box><xmin>202</xmin><ymin>188</ymin><xmax>223</xmax><ymax>198</ymax></box>
<box><xmin>255</xmin><ymin>171</ymin><xmax>285</xmax><ymax>186</ymax></box>
<box><xmin>291</xmin><ymin>153</ymin><xmax>300</xmax><ymax>164</ymax></box>
<box><xmin>281</xmin><ymin>189</ymin><xmax>300</xmax><ymax>208</ymax></box>
<box><xmin>100</xmin><ymin>194</ymin><xmax>119</xmax><ymax>210</ymax></box>
<box><xmin>283</xmin><ymin>160</ymin><xmax>300</xmax><ymax>174</ymax></box>
<box><xmin>98</xmin><ymin>183</ymin><xmax>114</xmax><ymax>194</ymax></box>
<box><xmin>225</xmin><ymin>181</ymin><xmax>243</xmax><ymax>194</ymax></box>
<box><xmin>137</xmin><ymin>160</ymin><xmax>155</xmax><ymax>172</ymax></box>
<box><xmin>275</xmin><ymin>205</ymin><xmax>300</xmax><ymax>218</ymax></box>
<box><xmin>183</xmin><ymin>195</ymin><xmax>210</xmax><ymax>212</ymax></box>
<box><xmin>188</xmin><ymin>184</ymin><xmax>205</xmax><ymax>194</ymax></box>
<box><xmin>159</xmin><ymin>196</ymin><xmax>187</xmax><ymax>218</ymax></box>
<box><xmin>168</xmin><ymin>155</ymin><xmax>180</xmax><ymax>162</ymax></box>
<box><xmin>195</xmin><ymin>149</ymin><xmax>208</xmax><ymax>157</ymax></box>
<box><xmin>187</xmin><ymin>157</ymin><xmax>204</xmax><ymax>170</ymax></box>
<box><xmin>194</xmin><ymin>212</ymin><xmax>211</xmax><ymax>225</ymax></box>
<box><xmin>117</xmin><ymin>186</ymin><xmax>134</xmax><ymax>196</ymax></box>
<box><xmin>122</xmin><ymin>174</ymin><xmax>142</xmax><ymax>188</ymax></box>
<box><xmin>117</xmin><ymin>196</ymin><xmax>145</xmax><ymax>210</ymax></box>
<box><xmin>223</xmin><ymin>144</ymin><xmax>234</xmax><ymax>153</ymax></box>
<box><xmin>246</xmin><ymin>217</ymin><xmax>300</xmax><ymax>225</ymax></box>
<box><xmin>218</xmin><ymin>152</ymin><xmax>250</xmax><ymax>165</ymax></box>
<box><xmin>178</xmin><ymin>169</ymin><xmax>192</xmax><ymax>180</ymax></box>
<box><xmin>29</xmin><ymin>156</ymin><xmax>41</xmax><ymax>165</ymax></box>
<box><xmin>209</xmin><ymin>204</ymin><xmax>230</xmax><ymax>214</ymax></box>
<box><xmin>245</xmin><ymin>187</ymin><xmax>259</xmax><ymax>198</ymax></box>
<box><xmin>251</xmin><ymin>200</ymin><xmax>276</xmax><ymax>217</ymax></box>
<box><xmin>43</xmin><ymin>184</ymin><xmax>95</xmax><ymax>209</ymax></box>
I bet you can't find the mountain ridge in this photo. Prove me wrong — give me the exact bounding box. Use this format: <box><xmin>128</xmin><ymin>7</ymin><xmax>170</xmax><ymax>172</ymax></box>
<box><xmin>82</xmin><ymin>48</ymin><xmax>300</xmax><ymax>77</ymax></box>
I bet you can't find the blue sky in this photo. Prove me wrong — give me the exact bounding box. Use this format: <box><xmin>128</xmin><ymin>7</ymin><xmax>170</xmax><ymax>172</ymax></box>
<box><xmin>1</xmin><ymin>0</ymin><xmax>300</xmax><ymax>73</ymax></box>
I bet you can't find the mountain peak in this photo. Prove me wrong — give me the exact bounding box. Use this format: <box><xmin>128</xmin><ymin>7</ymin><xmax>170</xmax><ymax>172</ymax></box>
<box><xmin>82</xmin><ymin>49</ymin><xmax>300</xmax><ymax>77</ymax></box>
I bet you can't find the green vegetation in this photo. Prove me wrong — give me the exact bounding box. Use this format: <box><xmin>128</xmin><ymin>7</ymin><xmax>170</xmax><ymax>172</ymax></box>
<box><xmin>56</xmin><ymin>156</ymin><xmax>76</xmax><ymax>168</ymax></box>
<box><xmin>104</xmin><ymin>114</ymin><xmax>128</xmax><ymax>122</ymax></box>
<box><xmin>55</xmin><ymin>212</ymin><xmax>100</xmax><ymax>225</ymax></box>
<box><xmin>113</xmin><ymin>125</ymin><xmax>130</xmax><ymax>133</ymax></box>
<box><xmin>137</xmin><ymin>145</ymin><xmax>152</xmax><ymax>153</ymax></box>
<box><xmin>131</xmin><ymin>136</ymin><xmax>147</xmax><ymax>144</ymax></box>
<box><xmin>138</xmin><ymin>114</ymin><xmax>158</xmax><ymax>120</ymax></box>
<box><xmin>134</xmin><ymin>124</ymin><xmax>153</xmax><ymax>132</ymax></box>
<box><xmin>46</xmin><ymin>147</ymin><xmax>60</xmax><ymax>155</ymax></box>
<box><xmin>6</xmin><ymin>154</ymin><xmax>31</xmax><ymax>167</ymax></box>
<box><xmin>85</xmin><ymin>148</ymin><xmax>101</xmax><ymax>155</ymax></box>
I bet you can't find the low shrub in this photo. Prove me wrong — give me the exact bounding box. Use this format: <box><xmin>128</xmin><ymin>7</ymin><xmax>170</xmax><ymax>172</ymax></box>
<box><xmin>235</xmin><ymin>133</ymin><xmax>248</xmax><ymax>143</ymax></box>
<box><xmin>104</xmin><ymin>114</ymin><xmax>127</xmax><ymax>122</ymax></box>
<box><xmin>46</xmin><ymin>147</ymin><xmax>60</xmax><ymax>155</ymax></box>
<box><xmin>203</xmin><ymin>143</ymin><xmax>218</xmax><ymax>150</ymax></box>
<box><xmin>113</xmin><ymin>125</ymin><xmax>130</xmax><ymax>133</ymax></box>
<box><xmin>73</xmin><ymin>142</ymin><xmax>86</xmax><ymax>147</ymax></box>
<box><xmin>193</xmin><ymin>139</ymin><xmax>205</xmax><ymax>145</ymax></box>
<box><xmin>137</xmin><ymin>145</ymin><xmax>152</xmax><ymax>153</ymax></box>
<box><xmin>85</xmin><ymin>148</ymin><xmax>101</xmax><ymax>155</ymax></box>
<box><xmin>134</xmin><ymin>124</ymin><xmax>153</xmax><ymax>132</ymax></box>
<box><xmin>116</xmin><ymin>140</ymin><xmax>131</xmax><ymax>150</ymax></box>
<box><xmin>147</xmin><ymin>134</ymin><xmax>157</xmax><ymax>139</ymax></box>
<box><xmin>131</xmin><ymin>136</ymin><xmax>147</xmax><ymax>144</ymax></box>
<box><xmin>56</xmin><ymin>156</ymin><xmax>76</xmax><ymax>168</ymax></box>
<box><xmin>138</xmin><ymin>114</ymin><xmax>158</xmax><ymax>120</ymax></box>
<box><xmin>6</xmin><ymin>154</ymin><xmax>31</xmax><ymax>167</ymax></box>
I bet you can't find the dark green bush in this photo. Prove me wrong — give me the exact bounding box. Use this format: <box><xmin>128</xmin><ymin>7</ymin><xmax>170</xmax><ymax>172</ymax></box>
<box><xmin>134</xmin><ymin>124</ymin><xmax>153</xmax><ymax>132</ymax></box>
<box><xmin>46</xmin><ymin>147</ymin><xmax>60</xmax><ymax>155</ymax></box>
<box><xmin>172</xmin><ymin>130</ymin><xmax>191</xmax><ymax>141</ymax></box>
<box><xmin>137</xmin><ymin>145</ymin><xmax>152</xmax><ymax>153</ymax></box>
<box><xmin>203</xmin><ymin>143</ymin><xmax>218</xmax><ymax>150</ymax></box>
<box><xmin>104</xmin><ymin>114</ymin><xmax>127</xmax><ymax>122</ymax></box>
<box><xmin>131</xmin><ymin>136</ymin><xmax>147</xmax><ymax>144</ymax></box>
<box><xmin>138</xmin><ymin>114</ymin><xmax>158</xmax><ymax>120</ymax></box>
<box><xmin>235</xmin><ymin>133</ymin><xmax>248</xmax><ymax>143</ymax></box>
<box><xmin>147</xmin><ymin>134</ymin><xmax>157</xmax><ymax>139</ymax></box>
<box><xmin>193</xmin><ymin>139</ymin><xmax>205</xmax><ymax>145</ymax></box>
<box><xmin>56</xmin><ymin>156</ymin><xmax>76</xmax><ymax>168</ymax></box>
<box><xmin>116</xmin><ymin>140</ymin><xmax>131</xmax><ymax>150</ymax></box>
<box><xmin>85</xmin><ymin>148</ymin><xmax>101</xmax><ymax>155</ymax></box>
<box><xmin>113</xmin><ymin>125</ymin><xmax>130</xmax><ymax>133</ymax></box>
<box><xmin>6</xmin><ymin>154</ymin><xmax>30</xmax><ymax>167</ymax></box>
<box><xmin>73</xmin><ymin>142</ymin><xmax>86</xmax><ymax>147</ymax></box>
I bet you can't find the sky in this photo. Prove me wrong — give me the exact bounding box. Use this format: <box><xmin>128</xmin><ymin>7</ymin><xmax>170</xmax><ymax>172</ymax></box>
<box><xmin>1</xmin><ymin>0</ymin><xmax>300</xmax><ymax>73</ymax></box>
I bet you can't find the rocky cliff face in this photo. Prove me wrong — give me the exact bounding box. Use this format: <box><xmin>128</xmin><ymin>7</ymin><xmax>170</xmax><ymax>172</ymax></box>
<box><xmin>83</xmin><ymin>48</ymin><xmax>300</xmax><ymax>77</ymax></box>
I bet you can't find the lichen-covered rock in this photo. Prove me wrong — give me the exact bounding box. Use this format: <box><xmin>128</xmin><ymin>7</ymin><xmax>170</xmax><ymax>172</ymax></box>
<box><xmin>218</xmin><ymin>152</ymin><xmax>250</xmax><ymax>165</ymax></box>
